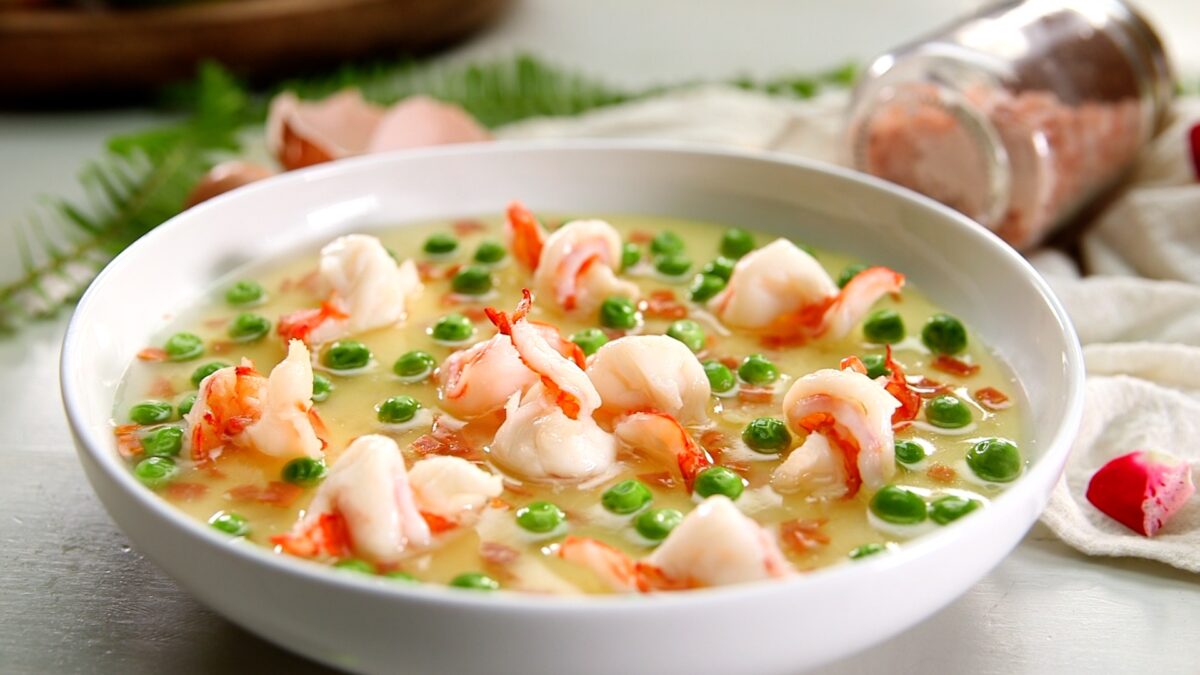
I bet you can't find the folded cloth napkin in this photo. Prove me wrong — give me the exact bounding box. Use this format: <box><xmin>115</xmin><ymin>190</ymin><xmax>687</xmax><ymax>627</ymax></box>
<box><xmin>499</xmin><ymin>87</ymin><xmax>1200</xmax><ymax>572</ymax></box>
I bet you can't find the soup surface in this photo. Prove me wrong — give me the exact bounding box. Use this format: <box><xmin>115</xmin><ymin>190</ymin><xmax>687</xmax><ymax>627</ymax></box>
<box><xmin>113</xmin><ymin>209</ymin><xmax>1026</xmax><ymax>595</ymax></box>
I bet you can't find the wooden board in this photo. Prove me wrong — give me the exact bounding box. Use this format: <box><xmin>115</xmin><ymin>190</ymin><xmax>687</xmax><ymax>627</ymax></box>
<box><xmin>0</xmin><ymin>0</ymin><xmax>511</xmax><ymax>102</ymax></box>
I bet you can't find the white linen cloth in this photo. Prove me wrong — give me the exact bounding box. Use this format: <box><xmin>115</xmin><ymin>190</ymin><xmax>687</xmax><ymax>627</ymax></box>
<box><xmin>499</xmin><ymin>88</ymin><xmax>1200</xmax><ymax>572</ymax></box>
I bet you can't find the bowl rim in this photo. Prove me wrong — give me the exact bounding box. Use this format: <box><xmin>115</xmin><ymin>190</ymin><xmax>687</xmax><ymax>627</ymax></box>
<box><xmin>60</xmin><ymin>139</ymin><xmax>1086</xmax><ymax>613</ymax></box>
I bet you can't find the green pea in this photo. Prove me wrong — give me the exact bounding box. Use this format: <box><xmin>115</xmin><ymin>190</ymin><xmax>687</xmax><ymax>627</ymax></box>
<box><xmin>190</xmin><ymin>361</ymin><xmax>229</xmax><ymax>388</ymax></box>
<box><xmin>650</xmin><ymin>231</ymin><xmax>685</xmax><ymax>256</ymax></box>
<box><xmin>925</xmin><ymin>395</ymin><xmax>972</xmax><ymax>429</ymax></box>
<box><xmin>282</xmin><ymin>457</ymin><xmax>327</xmax><ymax>487</ymax></box>
<box><xmin>141</xmin><ymin>426</ymin><xmax>183</xmax><ymax>457</ymax></box>
<box><xmin>666</xmin><ymin>319</ymin><xmax>706</xmax><ymax>353</ymax></box>
<box><xmin>922</xmin><ymin>313</ymin><xmax>968</xmax><ymax>355</ymax></box>
<box><xmin>894</xmin><ymin>440</ymin><xmax>927</xmax><ymax>466</ymax></box>
<box><xmin>134</xmin><ymin>456</ymin><xmax>176</xmax><ymax>489</ymax></box>
<box><xmin>334</xmin><ymin>559</ymin><xmax>376</xmax><ymax>574</ymax></box>
<box><xmin>515</xmin><ymin>501</ymin><xmax>566</xmax><ymax>534</ymax></box>
<box><xmin>702</xmin><ymin>360</ymin><xmax>736</xmax><ymax>393</ymax></box>
<box><xmin>861</xmin><ymin>354</ymin><xmax>890</xmax><ymax>380</ymax></box>
<box><xmin>654</xmin><ymin>253</ymin><xmax>692</xmax><ymax>277</ymax></box>
<box><xmin>929</xmin><ymin>495</ymin><xmax>983</xmax><ymax>525</ymax></box>
<box><xmin>312</xmin><ymin>374</ymin><xmax>333</xmax><ymax>402</ymax></box>
<box><xmin>431</xmin><ymin>314</ymin><xmax>475</xmax><ymax>343</ymax></box>
<box><xmin>701</xmin><ymin>256</ymin><xmax>736</xmax><ymax>281</ymax></box>
<box><xmin>570</xmin><ymin>328</ymin><xmax>609</xmax><ymax>357</ymax></box>
<box><xmin>738</xmin><ymin>354</ymin><xmax>778</xmax><ymax>385</ymax></box>
<box><xmin>601</xmin><ymin>479</ymin><xmax>653</xmax><ymax>515</ymax></box>
<box><xmin>836</xmin><ymin>264</ymin><xmax>868</xmax><ymax>289</ymax></box>
<box><xmin>694</xmin><ymin>466</ymin><xmax>745</xmax><ymax>500</ymax></box>
<box><xmin>474</xmin><ymin>240</ymin><xmax>507</xmax><ymax>264</ymax></box>
<box><xmin>176</xmin><ymin>392</ymin><xmax>197</xmax><ymax>417</ymax></box>
<box><xmin>129</xmin><ymin>400</ymin><xmax>173</xmax><ymax>425</ymax></box>
<box><xmin>377</xmin><ymin>395</ymin><xmax>421</xmax><ymax>424</ymax></box>
<box><xmin>599</xmin><ymin>296</ymin><xmax>639</xmax><ymax>330</ymax></box>
<box><xmin>164</xmin><ymin>332</ymin><xmax>204</xmax><ymax>361</ymax></box>
<box><xmin>424</xmin><ymin>233</ymin><xmax>458</xmax><ymax>255</ymax></box>
<box><xmin>742</xmin><ymin>417</ymin><xmax>792</xmax><ymax>454</ymax></box>
<box><xmin>208</xmin><ymin>511</ymin><xmax>250</xmax><ymax>536</ymax></box>
<box><xmin>863</xmin><ymin>308</ymin><xmax>905</xmax><ymax>344</ymax></box>
<box><xmin>621</xmin><ymin>242</ymin><xmax>641</xmax><ymax>271</ymax></box>
<box><xmin>225</xmin><ymin>280</ymin><xmax>265</xmax><ymax>306</ymax></box>
<box><xmin>385</xmin><ymin>570</ymin><xmax>418</xmax><ymax>583</ymax></box>
<box><xmin>689</xmin><ymin>273</ymin><xmax>726</xmax><ymax>303</ymax></box>
<box><xmin>451</xmin><ymin>265</ymin><xmax>493</xmax><ymax>295</ymax></box>
<box><xmin>849</xmin><ymin>543</ymin><xmax>887</xmax><ymax>560</ymax></box>
<box><xmin>634</xmin><ymin>508</ymin><xmax>683</xmax><ymax>541</ymax></box>
<box><xmin>449</xmin><ymin>572</ymin><xmax>499</xmax><ymax>591</ymax></box>
<box><xmin>869</xmin><ymin>485</ymin><xmax>928</xmax><ymax>524</ymax></box>
<box><xmin>720</xmin><ymin>228</ymin><xmax>755</xmax><ymax>258</ymax></box>
<box><xmin>228</xmin><ymin>313</ymin><xmax>271</xmax><ymax>342</ymax></box>
<box><xmin>966</xmin><ymin>438</ymin><xmax>1022</xmax><ymax>483</ymax></box>
<box><xmin>393</xmin><ymin>351</ymin><xmax>437</xmax><ymax>379</ymax></box>
<box><xmin>323</xmin><ymin>340</ymin><xmax>372</xmax><ymax>371</ymax></box>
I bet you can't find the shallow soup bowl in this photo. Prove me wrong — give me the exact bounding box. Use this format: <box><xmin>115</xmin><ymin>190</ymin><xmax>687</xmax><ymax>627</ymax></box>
<box><xmin>61</xmin><ymin>142</ymin><xmax>1084</xmax><ymax>675</ymax></box>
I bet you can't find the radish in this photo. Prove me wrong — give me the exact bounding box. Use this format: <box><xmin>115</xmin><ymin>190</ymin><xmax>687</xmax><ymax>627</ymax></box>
<box><xmin>1085</xmin><ymin>450</ymin><xmax>1195</xmax><ymax>537</ymax></box>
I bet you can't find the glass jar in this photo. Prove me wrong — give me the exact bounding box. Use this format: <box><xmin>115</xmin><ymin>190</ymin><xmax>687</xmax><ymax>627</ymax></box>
<box><xmin>846</xmin><ymin>0</ymin><xmax>1173</xmax><ymax>249</ymax></box>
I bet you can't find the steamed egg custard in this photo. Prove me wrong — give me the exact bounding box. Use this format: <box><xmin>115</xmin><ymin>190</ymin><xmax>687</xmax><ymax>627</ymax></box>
<box><xmin>113</xmin><ymin>204</ymin><xmax>1026</xmax><ymax>594</ymax></box>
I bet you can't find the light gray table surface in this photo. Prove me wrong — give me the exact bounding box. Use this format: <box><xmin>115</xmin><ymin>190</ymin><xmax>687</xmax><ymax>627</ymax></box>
<box><xmin>2</xmin><ymin>1</ymin><xmax>1199</xmax><ymax>673</ymax></box>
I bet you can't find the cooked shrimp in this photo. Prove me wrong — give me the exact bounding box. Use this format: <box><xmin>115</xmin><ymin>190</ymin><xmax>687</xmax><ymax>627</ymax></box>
<box><xmin>408</xmin><ymin>455</ymin><xmax>504</xmax><ymax>519</ymax></box>
<box><xmin>781</xmin><ymin>368</ymin><xmax>901</xmax><ymax>497</ymax></box>
<box><xmin>557</xmin><ymin>496</ymin><xmax>790</xmax><ymax>592</ymax></box>
<box><xmin>186</xmin><ymin>341</ymin><xmax>324</xmax><ymax>462</ymax></box>
<box><xmin>612</xmin><ymin>411</ymin><xmax>711</xmax><ymax>492</ymax></box>
<box><xmin>437</xmin><ymin>321</ymin><xmax>584</xmax><ymax>420</ymax></box>
<box><xmin>273</xmin><ymin>435</ymin><xmax>429</xmax><ymax>563</ymax></box>
<box><xmin>709</xmin><ymin>238</ymin><xmax>904</xmax><ymax>341</ymax></box>
<box><xmin>278</xmin><ymin>234</ymin><xmax>422</xmax><ymax>345</ymax></box>
<box><xmin>273</xmin><ymin>435</ymin><xmax>502</xmax><ymax>563</ymax></box>
<box><xmin>242</xmin><ymin>340</ymin><xmax>325</xmax><ymax>459</ymax></box>
<box><xmin>770</xmin><ymin>433</ymin><xmax>849</xmax><ymax>497</ymax></box>
<box><xmin>586</xmin><ymin>335</ymin><xmax>711</xmax><ymax>425</ymax></box>
<box><xmin>486</xmin><ymin>291</ymin><xmax>616</xmax><ymax>482</ymax></box>
<box><xmin>505</xmin><ymin>201</ymin><xmax>547</xmax><ymax>271</ymax></box>
<box><xmin>531</xmin><ymin>219</ymin><xmax>639</xmax><ymax>315</ymax></box>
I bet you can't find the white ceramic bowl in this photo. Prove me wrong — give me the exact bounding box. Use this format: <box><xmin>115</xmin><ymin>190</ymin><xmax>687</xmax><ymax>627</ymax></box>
<box><xmin>61</xmin><ymin>142</ymin><xmax>1084</xmax><ymax>675</ymax></box>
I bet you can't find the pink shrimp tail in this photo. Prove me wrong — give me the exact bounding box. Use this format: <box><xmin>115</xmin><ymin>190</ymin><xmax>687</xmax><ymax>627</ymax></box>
<box><xmin>506</xmin><ymin>201</ymin><xmax>546</xmax><ymax>271</ymax></box>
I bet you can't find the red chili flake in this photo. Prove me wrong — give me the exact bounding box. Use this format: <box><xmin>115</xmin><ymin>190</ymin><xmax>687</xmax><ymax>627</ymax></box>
<box><xmin>779</xmin><ymin>518</ymin><xmax>830</xmax><ymax>554</ymax></box>
<box><xmin>909</xmin><ymin>376</ymin><xmax>953</xmax><ymax>398</ymax></box>
<box><xmin>1189</xmin><ymin>122</ymin><xmax>1200</xmax><ymax>180</ymax></box>
<box><xmin>412</xmin><ymin>422</ymin><xmax>481</xmax><ymax>460</ymax></box>
<box><xmin>297</xmin><ymin>270</ymin><xmax>322</xmax><ymax>294</ymax></box>
<box><xmin>114</xmin><ymin>424</ymin><xmax>143</xmax><ymax>459</ymax></box>
<box><xmin>602</xmin><ymin>328</ymin><xmax>628</xmax><ymax>341</ymax></box>
<box><xmin>717</xmin><ymin>355</ymin><xmax>739</xmax><ymax>370</ymax></box>
<box><xmin>136</xmin><ymin>347</ymin><xmax>169</xmax><ymax>362</ymax></box>
<box><xmin>147</xmin><ymin>377</ymin><xmax>176</xmax><ymax>398</ymax></box>
<box><xmin>165</xmin><ymin>482</ymin><xmax>208</xmax><ymax>501</ymax></box>
<box><xmin>642</xmin><ymin>290</ymin><xmax>688</xmax><ymax>320</ymax></box>
<box><xmin>737</xmin><ymin>386</ymin><xmax>775</xmax><ymax>404</ymax></box>
<box><xmin>489</xmin><ymin>497</ymin><xmax>512</xmax><ymax>510</ymax></box>
<box><xmin>628</xmin><ymin>230</ymin><xmax>653</xmax><ymax>244</ymax></box>
<box><xmin>416</xmin><ymin>260</ymin><xmax>440</xmax><ymax>282</ymax></box>
<box><xmin>203</xmin><ymin>316</ymin><xmax>231</xmax><ymax>329</ymax></box>
<box><xmin>480</xmin><ymin>541</ymin><xmax>520</xmax><ymax>565</ymax></box>
<box><xmin>443</xmin><ymin>263</ymin><xmax>463</xmax><ymax>279</ymax></box>
<box><xmin>461</xmin><ymin>306</ymin><xmax>490</xmax><ymax>322</ymax></box>
<box><xmin>453</xmin><ymin>219</ymin><xmax>488</xmax><ymax>235</ymax></box>
<box><xmin>931</xmin><ymin>355</ymin><xmax>981</xmax><ymax>377</ymax></box>
<box><xmin>927</xmin><ymin>463</ymin><xmax>957</xmax><ymax>483</ymax></box>
<box><xmin>226</xmin><ymin>481</ymin><xmax>304</xmax><ymax>508</ymax></box>
<box><xmin>638</xmin><ymin>471</ymin><xmax>678</xmax><ymax>489</ymax></box>
<box><xmin>973</xmin><ymin>386</ymin><xmax>1013</xmax><ymax>411</ymax></box>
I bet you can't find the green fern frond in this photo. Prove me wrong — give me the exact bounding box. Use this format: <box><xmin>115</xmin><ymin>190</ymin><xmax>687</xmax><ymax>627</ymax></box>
<box><xmin>0</xmin><ymin>54</ymin><xmax>857</xmax><ymax>334</ymax></box>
